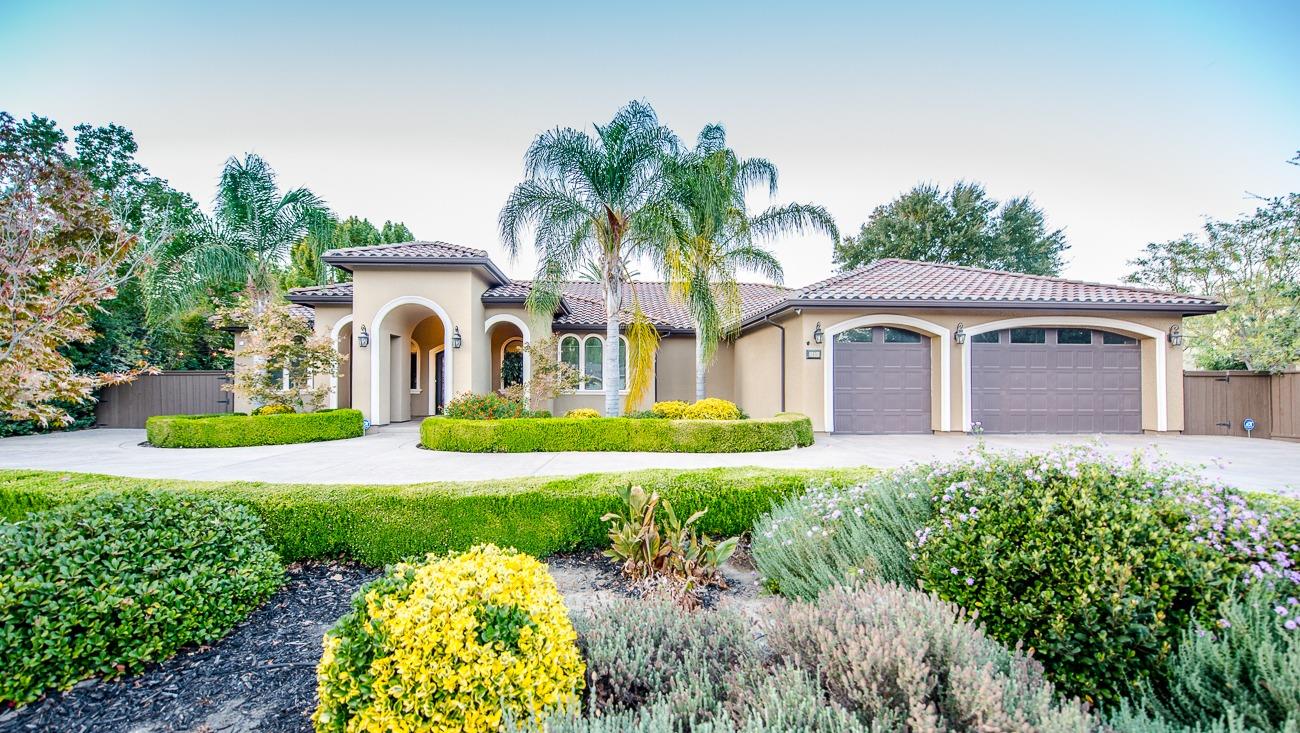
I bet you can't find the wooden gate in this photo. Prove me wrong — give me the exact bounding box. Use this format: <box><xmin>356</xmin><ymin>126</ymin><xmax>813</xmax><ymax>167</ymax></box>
<box><xmin>95</xmin><ymin>371</ymin><xmax>233</xmax><ymax>428</ymax></box>
<box><xmin>1183</xmin><ymin>370</ymin><xmax>1300</xmax><ymax>441</ymax></box>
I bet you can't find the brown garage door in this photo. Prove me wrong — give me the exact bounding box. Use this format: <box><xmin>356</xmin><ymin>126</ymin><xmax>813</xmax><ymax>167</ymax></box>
<box><xmin>832</xmin><ymin>326</ymin><xmax>931</xmax><ymax>434</ymax></box>
<box><xmin>971</xmin><ymin>328</ymin><xmax>1141</xmax><ymax>434</ymax></box>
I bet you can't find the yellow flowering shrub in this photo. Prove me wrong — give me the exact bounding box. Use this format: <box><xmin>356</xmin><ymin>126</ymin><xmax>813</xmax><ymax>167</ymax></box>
<box><xmin>313</xmin><ymin>545</ymin><xmax>584</xmax><ymax>733</ymax></box>
<box><xmin>651</xmin><ymin>400</ymin><xmax>689</xmax><ymax>419</ymax></box>
<box><xmin>564</xmin><ymin>408</ymin><xmax>600</xmax><ymax>419</ymax></box>
<box><xmin>683</xmin><ymin>398</ymin><xmax>742</xmax><ymax>420</ymax></box>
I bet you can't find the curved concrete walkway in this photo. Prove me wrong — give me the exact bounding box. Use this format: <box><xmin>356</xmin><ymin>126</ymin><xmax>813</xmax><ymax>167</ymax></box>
<box><xmin>1</xmin><ymin>422</ymin><xmax>1298</xmax><ymax>495</ymax></box>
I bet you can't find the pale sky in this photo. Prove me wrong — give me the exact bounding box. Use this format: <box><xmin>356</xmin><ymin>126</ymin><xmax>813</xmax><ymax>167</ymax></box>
<box><xmin>2</xmin><ymin>0</ymin><xmax>1297</xmax><ymax>289</ymax></box>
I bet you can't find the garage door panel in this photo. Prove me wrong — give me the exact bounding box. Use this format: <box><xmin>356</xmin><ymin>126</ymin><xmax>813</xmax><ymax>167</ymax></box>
<box><xmin>972</xmin><ymin>329</ymin><xmax>1141</xmax><ymax>434</ymax></box>
<box><xmin>832</xmin><ymin>327</ymin><xmax>931</xmax><ymax>434</ymax></box>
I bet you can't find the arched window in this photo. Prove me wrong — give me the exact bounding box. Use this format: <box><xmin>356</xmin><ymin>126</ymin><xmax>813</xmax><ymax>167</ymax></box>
<box><xmin>618</xmin><ymin>337</ymin><xmax>627</xmax><ymax>390</ymax></box>
<box><xmin>501</xmin><ymin>338</ymin><xmax>524</xmax><ymax>388</ymax></box>
<box><xmin>583</xmin><ymin>336</ymin><xmax>603</xmax><ymax>389</ymax></box>
<box><xmin>559</xmin><ymin>335</ymin><xmax>580</xmax><ymax>373</ymax></box>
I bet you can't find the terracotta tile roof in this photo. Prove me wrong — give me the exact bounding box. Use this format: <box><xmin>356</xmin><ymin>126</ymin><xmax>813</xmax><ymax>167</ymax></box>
<box><xmin>323</xmin><ymin>240</ymin><xmax>490</xmax><ymax>260</ymax></box>
<box><xmin>794</xmin><ymin>259</ymin><xmax>1221</xmax><ymax>307</ymax></box>
<box><xmin>285</xmin><ymin>282</ymin><xmax>354</xmax><ymax>302</ymax></box>
<box><xmin>287</xmin><ymin>257</ymin><xmax>1220</xmax><ymax>330</ymax></box>
<box><xmin>486</xmin><ymin>280</ymin><xmax>793</xmax><ymax>331</ymax></box>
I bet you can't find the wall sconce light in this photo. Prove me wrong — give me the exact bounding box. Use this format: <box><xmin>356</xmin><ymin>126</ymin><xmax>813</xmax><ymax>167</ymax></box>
<box><xmin>452</xmin><ymin>326</ymin><xmax>463</xmax><ymax>349</ymax></box>
<box><xmin>1168</xmin><ymin>325</ymin><xmax>1183</xmax><ymax>347</ymax></box>
<box><xmin>954</xmin><ymin>323</ymin><xmax>967</xmax><ymax>344</ymax></box>
<box><xmin>812</xmin><ymin>322</ymin><xmax>824</xmax><ymax>345</ymax></box>
<box><xmin>357</xmin><ymin>325</ymin><xmax>370</xmax><ymax>348</ymax></box>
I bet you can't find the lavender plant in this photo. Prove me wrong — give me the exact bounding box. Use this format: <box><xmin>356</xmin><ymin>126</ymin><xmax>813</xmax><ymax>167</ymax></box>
<box><xmin>1140</xmin><ymin>583</ymin><xmax>1300</xmax><ymax>731</ymax></box>
<box><xmin>751</xmin><ymin>469</ymin><xmax>932</xmax><ymax>600</ymax></box>
<box><xmin>767</xmin><ymin>582</ymin><xmax>1097</xmax><ymax>732</ymax></box>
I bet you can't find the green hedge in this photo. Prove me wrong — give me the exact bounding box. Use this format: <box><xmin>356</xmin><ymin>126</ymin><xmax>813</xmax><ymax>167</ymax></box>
<box><xmin>0</xmin><ymin>466</ymin><xmax>872</xmax><ymax>566</ymax></box>
<box><xmin>146</xmin><ymin>409</ymin><xmax>364</xmax><ymax>448</ymax></box>
<box><xmin>419</xmin><ymin>412</ymin><xmax>814</xmax><ymax>453</ymax></box>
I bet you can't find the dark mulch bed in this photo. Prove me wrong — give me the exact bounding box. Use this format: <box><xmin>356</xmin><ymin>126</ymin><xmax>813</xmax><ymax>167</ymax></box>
<box><xmin>0</xmin><ymin>562</ymin><xmax>378</xmax><ymax>733</ymax></box>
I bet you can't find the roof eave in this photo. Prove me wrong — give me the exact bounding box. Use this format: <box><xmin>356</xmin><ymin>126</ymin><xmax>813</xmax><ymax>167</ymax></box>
<box><xmin>321</xmin><ymin>255</ymin><xmax>511</xmax><ymax>286</ymax></box>
<box><xmin>739</xmin><ymin>298</ymin><xmax>1226</xmax><ymax>332</ymax></box>
<box><xmin>285</xmin><ymin>293</ymin><xmax>353</xmax><ymax>305</ymax></box>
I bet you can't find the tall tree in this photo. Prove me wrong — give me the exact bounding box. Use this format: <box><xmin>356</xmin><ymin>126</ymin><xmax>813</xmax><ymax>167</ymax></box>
<box><xmin>833</xmin><ymin>182</ymin><xmax>1067</xmax><ymax>275</ymax></box>
<box><xmin>286</xmin><ymin>215</ymin><xmax>415</xmax><ymax>287</ymax></box>
<box><xmin>159</xmin><ymin>154</ymin><xmax>326</xmax><ymax>313</ymax></box>
<box><xmin>659</xmin><ymin>124</ymin><xmax>838</xmax><ymax>400</ymax></box>
<box><xmin>1128</xmin><ymin>153</ymin><xmax>1299</xmax><ymax>372</ymax></box>
<box><xmin>500</xmin><ymin>101</ymin><xmax>679</xmax><ymax>416</ymax></box>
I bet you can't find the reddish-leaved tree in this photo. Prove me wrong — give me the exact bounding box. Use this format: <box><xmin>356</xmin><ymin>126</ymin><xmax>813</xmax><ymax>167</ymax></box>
<box><xmin>0</xmin><ymin>114</ymin><xmax>154</xmax><ymax>426</ymax></box>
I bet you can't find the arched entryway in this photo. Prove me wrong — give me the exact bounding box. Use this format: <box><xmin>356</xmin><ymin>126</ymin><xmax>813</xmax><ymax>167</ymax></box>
<box><xmin>370</xmin><ymin>297</ymin><xmax>453</xmax><ymax>425</ymax></box>
<box><xmin>485</xmin><ymin>314</ymin><xmax>531</xmax><ymax>397</ymax></box>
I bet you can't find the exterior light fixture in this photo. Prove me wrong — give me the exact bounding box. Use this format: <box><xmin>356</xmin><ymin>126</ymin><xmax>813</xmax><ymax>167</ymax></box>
<box><xmin>812</xmin><ymin>322</ymin><xmax>824</xmax><ymax>345</ymax></box>
<box><xmin>954</xmin><ymin>323</ymin><xmax>966</xmax><ymax>344</ymax></box>
<box><xmin>1168</xmin><ymin>325</ymin><xmax>1183</xmax><ymax>347</ymax></box>
<box><xmin>452</xmin><ymin>326</ymin><xmax>463</xmax><ymax>349</ymax></box>
<box><xmin>357</xmin><ymin>325</ymin><xmax>370</xmax><ymax>348</ymax></box>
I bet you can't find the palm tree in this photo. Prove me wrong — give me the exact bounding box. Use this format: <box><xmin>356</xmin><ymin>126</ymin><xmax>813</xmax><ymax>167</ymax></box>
<box><xmin>659</xmin><ymin>125</ymin><xmax>839</xmax><ymax>400</ymax></box>
<box><xmin>500</xmin><ymin>101</ymin><xmax>678</xmax><ymax>416</ymax></box>
<box><xmin>152</xmin><ymin>154</ymin><xmax>326</xmax><ymax>316</ymax></box>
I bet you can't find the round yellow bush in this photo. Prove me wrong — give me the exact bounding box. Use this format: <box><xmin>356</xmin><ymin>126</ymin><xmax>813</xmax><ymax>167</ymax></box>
<box><xmin>683</xmin><ymin>398</ymin><xmax>742</xmax><ymax>420</ymax></box>
<box><xmin>313</xmin><ymin>545</ymin><xmax>584</xmax><ymax>733</ymax></box>
<box><xmin>651</xmin><ymin>400</ymin><xmax>689</xmax><ymax>419</ymax></box>
<box><xmin>252</xmin><ymin>403</ymin><xmax>294</xmax><ymax>416</ymax></box>
<box><xmin>564</xmin><ymin>408</ymin><xmax>601</xmax><ymax>419</ymax></box>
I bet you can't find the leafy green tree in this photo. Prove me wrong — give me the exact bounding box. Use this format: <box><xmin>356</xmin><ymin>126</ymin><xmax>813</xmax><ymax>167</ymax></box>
<box><xmin>380</xmin><ymin>220</ymin><xmax>413</xmax><ymax>243</ymax></box>
<box><xmin>500</xmin><ymin>101</ymin><xmax>679</xmax><ymax>416</ymax></box>
<box><xmin>658</xmin><ymin>124</ymin><xmax>838</xmax><ymax>400</ymax></box>
<box><xmin>160</xmin><ymin>154</ymin><xmax>327</xmax><ymax>312</ymax></box>
<box><xmin>833</xmin><ymin>181</ymin><xmax>1067</xmax><ymax>275</ymax></box>
<box><xmin>1128</xmin><ymin>155</ymin><xmax>1299</xmax><ymax>372</ymax></box>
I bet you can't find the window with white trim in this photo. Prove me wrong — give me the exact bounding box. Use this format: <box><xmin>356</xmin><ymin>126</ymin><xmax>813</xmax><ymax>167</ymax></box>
<box><xmin>558</xmin><ymin>334</ymin><xmax>630</xmax><ymax>392</ymax></box>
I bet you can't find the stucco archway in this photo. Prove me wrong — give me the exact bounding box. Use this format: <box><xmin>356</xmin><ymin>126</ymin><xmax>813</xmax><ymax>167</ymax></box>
<box><xmin>371</xmin><ymin>296</ymin><xmax>454</xmax><ymax>424</ymax></box>
<box><xmin>960</xmin><ymin>316</ymin><xmax>1168</xmax><ymax>432</ymax></box>
<box><xmin>484</xmin><ymin>314</ymin><xmax>531</xmax><ymax>395</ymax></box>
<box><xmin>822</xmin><ymin>314</ymin><xmax>953</xmax><ymax>433</ymax></box>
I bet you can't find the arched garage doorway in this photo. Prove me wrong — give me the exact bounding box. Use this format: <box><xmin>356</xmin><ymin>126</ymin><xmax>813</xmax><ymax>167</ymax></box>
<box><xmin>970</xmin><ymin>326</ymin><xmax>1141</xmax><ymax>433</ymax></box>
<box><xmin>832</xmin><ymin>326</ymin><xmax>931</xmax><ymax>433</ymax></box>
<box><xmin>823</xmin><ymin>314</ymin><xmax>952</xmax><ymax>434</ymax></box>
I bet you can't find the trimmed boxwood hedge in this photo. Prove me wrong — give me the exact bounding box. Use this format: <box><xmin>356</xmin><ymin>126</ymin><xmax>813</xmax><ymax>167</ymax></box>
<box><xmin>419</xmin><ymin>412</ymin><xmax>814</xmax><ymax>453</ymax></box>
<box><xmin>146</xmin><ymin>409</ymin><xmax>364</xmax><ymax>448</ymax></box>
<box><xmin>0</xmin><ymin>466</ymin><xmax>872</xmax><ymax>566</ymax></box>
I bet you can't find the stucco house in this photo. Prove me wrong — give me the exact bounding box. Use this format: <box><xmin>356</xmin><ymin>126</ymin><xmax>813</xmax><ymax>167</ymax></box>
<box><xmin>279</xmin><ymin>241</ymin><xmax>1222</xmax><ymax>434</ymax></box>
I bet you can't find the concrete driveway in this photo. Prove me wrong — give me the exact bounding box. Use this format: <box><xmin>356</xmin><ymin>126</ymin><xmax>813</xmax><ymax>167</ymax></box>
<box><xmin>1</xmin><ymin>423</ymin><xmax>1297</xmax><ymax>496</ymax></box>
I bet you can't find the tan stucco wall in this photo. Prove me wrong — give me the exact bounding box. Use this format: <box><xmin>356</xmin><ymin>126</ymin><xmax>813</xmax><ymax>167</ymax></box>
<box><xmin>293</xmin><ymin>265</ymin><xmax>1193</xmax><ymax>434</ymax></box>
<box><xmin>736</xmin><ymin>307</ymin><xmax>1189</xmax><ymax>434</ymax></box>
<box><xmin>652</xmin><ymin>336</ymin><xmax>735</xmax><ymax>403</ymax></box>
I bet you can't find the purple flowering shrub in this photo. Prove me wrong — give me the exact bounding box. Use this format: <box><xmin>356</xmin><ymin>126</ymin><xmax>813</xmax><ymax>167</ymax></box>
<box><xmin>912</xmin><ymin>447</ymin><xmax>1224</xmax><ymax>705</ymax></box>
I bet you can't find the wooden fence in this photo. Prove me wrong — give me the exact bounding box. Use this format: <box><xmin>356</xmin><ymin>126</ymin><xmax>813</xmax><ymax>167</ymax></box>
<box><xmin>95</xmin><ymin>371</ymin><xmax>233</xmax><ymax>428</ymax></box>
<box><xmin>1183</xmin><ymin>370</ymin><xmax>1300</xmax><ymax>441</ymax></box>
